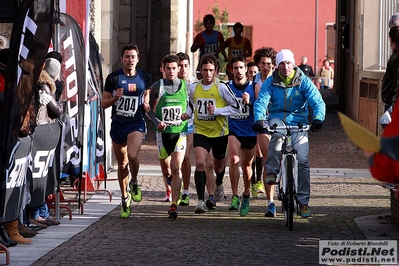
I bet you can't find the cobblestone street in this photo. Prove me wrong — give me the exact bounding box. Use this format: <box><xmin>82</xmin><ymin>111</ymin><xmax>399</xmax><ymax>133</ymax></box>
<box><xmin>26</xmin><ymin>90</ymin><xmax>397</xmax><ymax>266</ymax></box>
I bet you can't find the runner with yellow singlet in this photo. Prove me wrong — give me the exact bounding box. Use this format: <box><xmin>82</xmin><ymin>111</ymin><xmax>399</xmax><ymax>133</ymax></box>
<box><xmin>182</xmin><ymin>54</ymin><xmax>241</xmax><ymax>213</ymax></box>
<box><xmin>220</xmin><ymin>22</ymin><xmax>252</xmax><ymax>80</ymax></box>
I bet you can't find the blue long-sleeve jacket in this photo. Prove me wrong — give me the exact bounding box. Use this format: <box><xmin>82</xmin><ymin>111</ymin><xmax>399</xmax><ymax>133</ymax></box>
<box><xmin>254</xmin><ymin>68</ymin><xmax>326</xmax><ymax>125</ymax></box>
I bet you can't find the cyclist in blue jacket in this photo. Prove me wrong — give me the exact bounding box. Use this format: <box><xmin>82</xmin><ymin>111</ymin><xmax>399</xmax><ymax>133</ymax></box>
<box><xmin>253</xmin><ymin>49</ymin><xmax>326</xmax><ymax>218</ymax></box>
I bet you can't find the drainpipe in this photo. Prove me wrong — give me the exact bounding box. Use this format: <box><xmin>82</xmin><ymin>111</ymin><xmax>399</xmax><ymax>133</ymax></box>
<box><xmin>186</xmin><ymin>0</ymin><xmax>193</xmax><ymax>76</ymax></box>
<box><xmin>146</xmin><ymin>0</ymin><xmax>152</xmax><ymax>73</ymax></box>
<box><xmin>131</xmin><ymin>0</ymin><xmax>137</xmax><ymax>44</ymax></box>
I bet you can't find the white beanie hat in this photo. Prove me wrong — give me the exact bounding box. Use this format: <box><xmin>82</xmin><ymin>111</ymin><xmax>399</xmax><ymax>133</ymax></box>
<box><xmin>44</xmin><ymin>58</ymin><xmax>61</xmax><ymax>79</ymax></box>
<box><xmin>276</xmin><ymin>49</ymin><xmax>295</xmax><ymax>66</ymax></box>
<box><xmin>389</xmin><ymin>13</ymin><xmax>399</xmax><ymax>28</ymax></box>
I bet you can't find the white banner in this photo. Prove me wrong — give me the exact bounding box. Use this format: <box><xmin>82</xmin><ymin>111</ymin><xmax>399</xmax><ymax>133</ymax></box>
<box><xmin>319</xmin><ymin>240</ymin><xmax>397</xmax><ymax>265</ymax></box>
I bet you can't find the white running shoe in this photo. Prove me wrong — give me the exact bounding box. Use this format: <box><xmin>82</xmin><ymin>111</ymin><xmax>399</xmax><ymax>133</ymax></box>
<box><xmin>214</xmin><ymin>184</ymin><xmax>224</xmax><ymax>201</ymax></box>
<box><xmin>194</xmin><ymin>200</ymin><xmax>208</xmax><ymax>213</ymax></box>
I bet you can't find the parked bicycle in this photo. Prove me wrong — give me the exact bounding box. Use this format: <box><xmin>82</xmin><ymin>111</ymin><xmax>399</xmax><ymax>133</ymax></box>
<box><xmin>264</xmin><ymin>122</ymin><xmax>311</xmax><ymax>231</ymax></box>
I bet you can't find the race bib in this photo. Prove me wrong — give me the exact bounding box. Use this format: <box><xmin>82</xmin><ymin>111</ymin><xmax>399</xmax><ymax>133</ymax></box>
<box><xmin>230</xmin><ymin>97</ymin><xmax>249</xmax><ymax>119</ymax></box>
<box><xmin>204</xmin><ymin>44</ymin><xmax>217</xmax><ymax>55</ymax></box>
<box><xmin>196</xmin><ymin>98</ymin><xmax>216</xmax><ymax>121</ymax></box>
<box><xmin>115</xmin><ymin>95</ymin><xmax>139</xmax><ymax>117</ymax></box>
<box><xmin>162</xmin><ymin>106</ymin><xmax>182</xmax><ymax>125</ymax></box>
<box><xmin>231</xmin><ymin>49</ymin><xmax>243</xmax><ymax>56</ymax></box>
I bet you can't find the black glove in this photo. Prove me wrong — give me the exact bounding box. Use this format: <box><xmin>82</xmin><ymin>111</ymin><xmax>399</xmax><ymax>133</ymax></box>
<box><xmin>253</xmin><ymin>120</ymin><xmax>267</xmax><ymax>132</ymax></box>
<box><xmin>311</xmin><ymin>119</ymin><xmax>323</xmax><ymax>132</ymax></box>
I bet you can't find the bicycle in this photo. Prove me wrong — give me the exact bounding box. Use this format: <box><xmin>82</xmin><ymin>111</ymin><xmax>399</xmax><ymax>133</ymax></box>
<box><xmin>264</xmin><ymin>122</ymin><xmax>311</xmax><ymax>231</ymax></box>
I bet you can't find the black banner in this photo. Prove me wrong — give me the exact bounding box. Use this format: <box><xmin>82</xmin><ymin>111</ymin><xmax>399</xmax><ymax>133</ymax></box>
<box><xmin>58</xmin><ymin>13</ymin><xmax>86</xmax><ymax>180</ymax></box>
<box><xmin>0</xmin><ymin>1</ymin><xmax>19</xmax><ymax>23</ymax></box>
<box><xmin>30</xmin><ymin>122</ymin><xmax>61</xmax><ymax>207</ymax></box>
<box><xmin>0</xmin><ymin>137</ymin><xmax>32</xmax><ymax>223</ymax></box>
<box><xmin>86</xmin><ymin>31</ymin><xmax>105</xmax><ymax>179</ymax></box>
<box><xmin>0</xmin><ymin>0</ymin><xmax>54</xmax><ymax>222</ymax></box>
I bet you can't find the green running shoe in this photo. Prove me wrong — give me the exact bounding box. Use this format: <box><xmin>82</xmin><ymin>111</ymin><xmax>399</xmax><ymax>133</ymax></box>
<box><xmin>239</xmin><ymin>195</ymin><xmax>250</xmax><ymax>217</ymax></box>
<box><xmin>179</xmin><ymin>194</ymin><xmax>190</xmax><ymax>206</ymax></box>
<box><xmin>130</xmin><ymin>182</ymin><xmax>142</xmax><ymax>202</ymax></box>
<box><xmin>255</xmin><ymin>181</ymin><xmax>265</xmax><ymax>194</ymax></box>
<box><xmin>229</xmin><ymin>195</ymin><xmax>240</xmax><ymax>210</ymax></box>
<box><xmin>251</xmin><ymin>183</ymin><xmax>259</xmax><ymax>198</ymax></box>
<box><xmin>121</xmin><ymin>193</ymin><xmax>132</xmax><ymax>218</ymax></box>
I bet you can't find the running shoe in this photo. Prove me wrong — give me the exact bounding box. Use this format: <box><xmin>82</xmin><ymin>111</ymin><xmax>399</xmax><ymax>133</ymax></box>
<box><xmin>176</xmin><ymin>184</ymin><xmax>183</xmax><ymax>205</ymax></box>
<box><xmin>256</xmin><ymin>181</ymin><xmax>265</xmax><ymax>194</ymax></box>
<box><xmin>214</xmin><ymin>184</ymin><xmax>224</xmax><ymax>201</ymax></box>
<box><xmin>179</xmin><ymin>194</ymin><xmax>190</xmax><ymax>206</ymax></box>
<box><xmin>194</xmin><ymin>200</ymin><xmax>208</xmax><ymax>213</ymax></box>
<box><xmin>251</xmin><ymin>183</ymin><xmax>259</xmax><ymax>198</ymax></box>
<box><xmin>121</xmin><ymin>193</ymin><xmax>132</xmax><ymax>219</ymax></box>
<box><xmin>265</xmin><ymin>174</ymin><xmax>277</xmax><ymax>185</ymax></box>
<box><xmin>206</xmin><ymin>195</ymin><xmax>216</xmax><ymax>209</ymax></box>
<box><xmin>129</xmin><ymin>182</ymin><xmax>142</xmax><ymax>202</ymax></box>
<box><xmin>163</xmin><ymin>190</ymin><xmax>171</xmax><ymax>202</ymax></box>
<box><xmin>229</xmin><ymin>195</ymin><xmax>240</xmax><ymax>210</ymax></box>
<box><xmin>300</xmin><ymin>204</ymin><xmax>312</xmax><ymax>218</ymax></box>
<box><xmin>265</xmin><ymin>202</ymin><xmax>277</xmax><ymax>217</ymax></box>
<box><xmin>168</xmin><ymin>204</ymin><xmax>178</xmax><ymax>220</ymax></box>
<box><xmin>239</xmin><ymin>195</ymin><xmax>250</xmax><ymax>216</ymax></box>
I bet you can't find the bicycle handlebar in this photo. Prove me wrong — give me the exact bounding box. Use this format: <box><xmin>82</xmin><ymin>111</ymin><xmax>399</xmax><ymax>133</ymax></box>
<box><xmin>264</xmin><ymin>123</ymin><xmax>311</xmax><ymax>133</ymax></box>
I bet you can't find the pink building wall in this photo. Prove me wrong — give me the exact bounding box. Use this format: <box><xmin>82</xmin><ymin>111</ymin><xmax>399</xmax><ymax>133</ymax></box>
<box><xmin>193</xmin><ymin>0</ymin><xmax>336</xmax><ymax>74</ymax></box>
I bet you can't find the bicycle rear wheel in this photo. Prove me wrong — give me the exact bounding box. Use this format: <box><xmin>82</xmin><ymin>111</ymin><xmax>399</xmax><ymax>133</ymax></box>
<box><xmin>285</xmin><ymin>155</ymin><xmax>294</xmax><ymax>231</ymax></box>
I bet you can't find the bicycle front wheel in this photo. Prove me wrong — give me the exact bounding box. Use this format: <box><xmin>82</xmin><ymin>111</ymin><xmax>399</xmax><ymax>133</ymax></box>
<box><xmin>285</xmin><ymin>155</ymin><xmax>294</xmax><ymax>231</ymax></box>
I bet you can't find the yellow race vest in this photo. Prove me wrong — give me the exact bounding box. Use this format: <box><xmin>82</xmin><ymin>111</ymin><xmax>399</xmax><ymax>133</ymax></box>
<box><xmin>193</xmin><ymin>79</ymin><xmax>229</xmax><ymax>137</ymax></box>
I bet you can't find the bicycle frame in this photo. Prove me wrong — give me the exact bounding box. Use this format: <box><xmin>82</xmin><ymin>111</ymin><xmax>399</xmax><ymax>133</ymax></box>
<box><xmin>265</xmin><ymin>124</ymin><xmax>310</xmax><ymax>231</ymax></box>
<box><xmin>279</xmin><ymin>152</ymin><xmax>298</xmax><ymax>204</ymax></box>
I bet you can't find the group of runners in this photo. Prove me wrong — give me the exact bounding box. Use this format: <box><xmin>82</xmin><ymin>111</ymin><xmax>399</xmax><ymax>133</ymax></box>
<box><xmin>102</xmin><ymin>14</ymin><xmax>326</xmax><ymax>220</ymax></box>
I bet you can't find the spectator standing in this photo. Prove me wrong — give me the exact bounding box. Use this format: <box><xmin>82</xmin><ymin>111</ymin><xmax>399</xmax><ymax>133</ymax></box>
<box><xmin>29</xmin><ymin>57</ymin><xmax>63</xmax><ymax>230</ymax></box>
<box><xmin>319</xmin><ymin>59</ymin><xmax>334</xmax><ymax>89</ymax></box>
<box><xmin>381</xmin><ymin>18</ymin><xmax>399</xmax><ymax>110</ymax></box>
<box><xmin>298</xmin><ymin>56</ymin><xmax>314</xmax><ymax>78</ymax></box>
<box><xmin>362</xmin><ymin>13</ymin><xmax>399</xmax><ymax>199</ymax></box>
